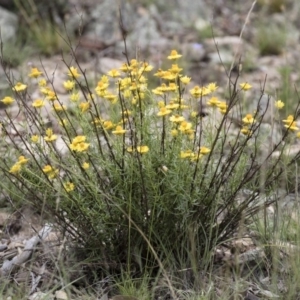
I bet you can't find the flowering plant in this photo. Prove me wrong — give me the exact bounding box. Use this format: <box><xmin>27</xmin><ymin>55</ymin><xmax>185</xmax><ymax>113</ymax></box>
<box><xmin>0</xmin><ymin>48</ymin><xmax>299</xmax><ymax>275</ymax></box>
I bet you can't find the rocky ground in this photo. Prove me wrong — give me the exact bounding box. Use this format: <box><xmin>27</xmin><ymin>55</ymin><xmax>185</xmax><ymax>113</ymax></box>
<box><xmin>1</xmin><ymin>0</ymin><xmax>300</xmax><ymax>299</ymax></box>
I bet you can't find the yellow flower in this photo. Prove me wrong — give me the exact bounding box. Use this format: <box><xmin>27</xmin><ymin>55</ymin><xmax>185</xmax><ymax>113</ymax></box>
<box><xmin>107</xmin><ymin>69</ymin><xmax>121</xmax><ymax>78</ymax></box>
<box><xmin>1</xmin><ymin>96</ymin><xmax>14</xmax><ymax>105</ymax></box>
<box><xmin>75</xmin><ymin>142</ymin><xmax>90</xmax><ymax>152</ymax></box>
<box><xmin>79</xmin><ymin>101</ymin><xmax>90</xmax><ymax>112</ymax></box>
<box><xmin>70</xmin><ymin>92</ymin><xmax>80</xmax><ymax>102</ymax></box>
<box><xmin>242</xmin><ymin>114</ymin><xmax>255</xmax><ymax>124</ymax></box>
<box><xmin>103</xmin><ymin>93</ymin><xmax>117</xmax><ymax>103</ymax></box>
<box><xmin>284</xmin><ymin>121</ymin><xmax>299</xmax><ymax>131</ymax></box>
<box><xmin>43</xmin><ymin>165</ymin><xmax>54</xmax><ymax>174</ymax></box>
<box><xmin>167</xmin><ymin>50</ymin><xmax>182</xmax><ymax>60</ymax></box>
<box><xmin>240</xmin><ymin>82</ymin><xmax>252</xmax><ymax>91</ymax></box>
<box><xmin>120</xmin><ymin>63</ymin><xmax>131</xmax><ymax>73</ymax></box>
<box><xmin>136</xmin><ymin>145</ymin><xmax>149</xmax><ymax>154</ymax></box>
<box><xmin>180</xmin><ymin>150</ymin><xmax>195</xmax><ymax>159</ymax></box>
<box><xmin>241</xmin><ymin>127</ymin><xmax>252</xmax><ymax>136</ymax></box>
<box><xmin>199</xmin><ymin>147</ymin><xmax>211</xmax><ymax>155</ymax></box>
<box><xmin>59</xmin><ymin>119</ymin><xmax>68</xmax><ymax>126</ymax></box>
<box><xmin>43</xmin><ymin>165</ymin><xmax>59</xmax><ymax>179</ymax></box>
<box><xmin>17</xmin><ymin>156</ymin><xmax>29</xmax><ymax>165</ymax></box>
<box><xmin>82</xmin><ymin>162</ymin><xmax>90</xmax><ymax>170</ymax></box>
<box><xmin>157</xmin><ymin>107</ymin><xmax>172</xmax><ymax>116</ymax></box>
<box><xmin>169</xmin><ymin>114</ymin><xmax>185</xmax><ymax>123</ymax></box>
<box><xmin>179</xmin><ymin>121</ymin><xmax>193</xmax><ymax>132</ymax></box>
<box><xmin>112</xmin><ymin>125</ymin><xmax>126</xmax><ymax>135</ymax></box>
<box><xmin>207</xmin><ymin>82</ymin><xmax>218</xmax><ymax>93</ymax></box>
<box><xmin>127</xmin><ymin>146</ymin><xmax>135</xmax><ymax>153</ymax></box>
<box><xmin>282</xmin><ymin>115</ymin><xmax>294</xmax><ymax>124</ymax></box>
<box><xmin>63</xmin><ymin>80</ymin><xmax>75</xmax><ymax>91</ymax></box>
<box><xmin>165</xmin><ymin>101</ymin><xmax>179</xmax><ymax>110</ymax></box>
<box><xmin>9</xmin><ymin>163</ymin><xmax>21</xmax><ymax>174</ymax></box>
<box><xmin>38</xmin><ymin>79</ymin><xmax>47</xmax><ymax>87</ymax></box>
<box><xmin>171</xmin><ymin>129</ymin><xmax>178</xmax><ymax>137</ymax></box>
<box><xmin>46</xmin><ymin>90</ymin><xmax>57</xmax><ymax>101</ymax></box>
<box><xmin>32</xmin><ymin>99</ymin><xmax>45</xmax><ymax>108</ymax></box>
<box><xmin>28</xmin><ymin>67</ymin><xmax>43</xmax><ymax>78</ymax></box>
<box><xmin>13</xmin><ymin>82</ymin><xmax>27</xmax><ymax>92</ymax></box>
<box><xmin>64</xmin><ymin>182</ymin><xmax>75</xmax><ymax>192</ymax></box>
<box><xmin>168</xmin><ymin>64</ymin><xmax>182</xmax><ymax>74</ymax></box>
<box><xmin>217</xmin><ymin>101</ymin><xmax>228</xmax><ymax>114</ymax></box>
<box><xmin>190</xmin><ymin>85</ymin><xmax>207</xmax><ymax>98</ymax></box>
<box><xmin>207</xmin><ymin>96</ymin><xmax>220</xmax><ymax>107</ymax></box>
<box><xmin>31</xmin><ymin>135</ymin><xmax>39</xmax><ymax>143</ymax></box>
<box><xmin>275</xmin><ymin>100</ymin><xmax>284</xmax><ymax>109</ymax></box>
<box><xmin>140</xmin><ymin>62</ymin><xmax>153</xmax><ymax>72</ymax></box>
<box><xmin>44</xmin><ymin>128</ymin><xmax>57</xmax><ymax>142</ymax></box>
<box><xmin>72</xmin><ymin>135</ymin><xmax>86</xmax><ymax>145</ymax></box>
<box><xmin>53</xmin><ymin>101</ymin><xmax>67</xmax><ymax>111</ymax></box>
<box><xmin>180</xmin><ymin>76</ymin><xmax>191</xmax><ymax>85</ymax></box>
<box><xmin>100</xmin><ymin>120</ymin><xmax>112</xmax><ymax>130</ymax></box>
<box><xmin>69</xmin><ymin>137</ymin><xmax>90</xmax><ymax>152</ymax></box>
<box><xmin>68</xmin><ymin>66</ymin><xmax>81</xmax><ymax>79</ymax></box>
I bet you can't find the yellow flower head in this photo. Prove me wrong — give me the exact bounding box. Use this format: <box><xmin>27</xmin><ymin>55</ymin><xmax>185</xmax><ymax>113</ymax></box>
<box><xmin>169</xmin><ymin>64</ymin><xmax>182</xmax><ymax>74</ymax></box>
<box><xmin>167</xmin><ymin>50</ymin><xmax>182</xmax><ymax>60</ymax></box>
<box><xmin>157</xmin><ymin>107</ymin><xmax>172</xmax><ymax>116</ymax></box>
<box><xmin>200</xmin><ymin>147</ymin><xmax>211</xmax><ymax>155</ymax></box>
<box><xmin>240</xmin><ymin>82</ymin><xmax>252</xmax><ymax>91</ymax></box>
<box><xmin>179</xmin><ymin>121</ymin><xmax>193</xmax><ymax>132</ymax></box>
<box><xmin>284</xmin><ymin>121</ymin><xmax>299</xmax><ymax>131</ymax></box>
<box><xmin>82</xmin><ymin>162</ymin><xmax>90</xmax><ymax>170</ymax></box>
<box><xmin>44</xmin><ymin>128</ymin><xmax>57</xmax><ymax>142</ymax></box>
<box><xmin>63</xmin><ymin>80</ymin><xmax>75</xmax><ymax>91</ymax></box>
<box><xmin>38</xmin><ymin>79</ymin><xmax>47</xmax><ymax>87</ymax></box>
<box><xmin>169</xmin><ymin>114</ymin><xmax>185</xmax><ymax>123</ymax></box>
<box><xmin>107</xmin><ymin>69</ymin><xmax>121</xmax><ymax>78</ymax></box>
<box><xmin>43</xmin><ymin>165</ymin><xmax>54</xmax><ymax>174</ymax></box>
<box><xmin>207</xmin><ymin>96</ymin><xmax>220</xmax><ymax>107</ymax></box>
<box><xmin>282</xmin><ymin>115</ymin><xmax>294</xmax><ymax>124</ymax></box>
<box><xmin>68</xmin><ymin>66</ymin><xmax>81</xmax><ymax>79</ymax></box>
<box><xmin>140</xmin><ymin>62</ymin><xmax>153</xmax><ymax>72</ymax></box>
<box><xmin>217</xmin><ymin>101</ymin><xmax>228</xmax><ymax>114</ymax></box>
<box><xmin>242</xmin><ymin>114</ymin><xmax>255</xmax><ymax>125</ymax></box>
<box><xmin>136</xmin><ymin>145</ymin><xmax>149</xmax><ymax>154</ymax></box>
<box><xmin>79</xmin><ymin>101</ymin><xmax>90</xmax><ymax>113</ymax></box>
<box><xmin>180</xmin><ymin>76</ymin><xmax>191</xmax><ymax>85</ymax></box>
<box><xmin>190</xmin><ymin>85</ymin><xmax>209</xmax><ymax>98</ymax></box>
<box><xmin>180</xmin><ymin>150</ymin><xmax>195</xmax><ymax>159</ymax></box>
<box><xmin>9</xmin><ymin>163</ymin><xmax>21</xmax><ymax>174</ymax></box>
<box><xmin>207</xmin><ymin>82</ymin><xmax>218</xmax><ymax>93</ymax></box>
<box><xmin>18</xmin><ymin>155</ymin><xmax>29</xmax><ymax>165</ymax></box>
<box><xmin>28</xmin><ymin>67</ymin><xmax>43</xmax><ymax>78</ymax></box>
<box><xmin>53</xmin><ymin>101</ymin><xmax>67</xmax><ymax>111</ymax></box>
<box><xmin>70</xmin><ymin>92</ymin><xmax>80</xmax><ymax>102</ymax></box>
<box><xmin>31</xmin><ymin>135</ymin><xmax>39</xmax><ymax>143</ymax></box>
<box><xmin>275</xmin><ymin>100</ymin><xmax>284</xmax><ymax>109</ymax></box>
<box><xmin>43</xmin><ymin>165</ymin><xmax>59</xmax><ymax>179</ymax></box>
<box><xmin>32</xmin><ymin>99</ymin><xmax>45</xmax><ymax>108</ymax></box>
<box><xmin>112</xmin><ymin>125</ymin><xmax>126</xmax><ymax>135</ymax></box>
<box><xmin>241</xmin><ymin>127</ymin><xmax>252</xmax><ymax>136</ymax></box>
<box><xmin>71</xmin><ymin>136</ymin><xmax>86</xmax><ymax>147</ymax></box>
<box><xmin>46</xmin><ymin>90</ymin><xmax>57</xmax><ymax>101</ymax></box>
<box><xmin>64</xmin><ymin>182</ymin><xmax>75</xmax><ymax>192</ymax></box>
<box><xmin>1</xmin><ymin>96</ymin><xmax>14</xmax><ymax>105</ymax></box>
<box><xmin>13</xmin><ymin>82</ymin><xmax>27</xmax><ymax>92</ymax></box>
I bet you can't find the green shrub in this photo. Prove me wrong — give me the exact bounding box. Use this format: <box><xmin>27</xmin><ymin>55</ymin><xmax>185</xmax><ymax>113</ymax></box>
<box><xmin>0</xmin><ymin>47</ymin><xmax>299</xmax><ymax>284</ymax></box>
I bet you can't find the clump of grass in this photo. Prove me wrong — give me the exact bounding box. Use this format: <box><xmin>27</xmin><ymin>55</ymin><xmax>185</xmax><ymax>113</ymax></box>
<box><xmin>255</xmin><ymin>22</ymin><xmax>286</xmax><ymax>56</ymax></box>
<box><xmin>14</xmin><ymin>0</ymin><xmax>70</xmax><ymax>56</ymax></box>
<box><xmin>0</xmin><ymin>39</ymin><xmax>300</xmax><ymax>297</ymax></box>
